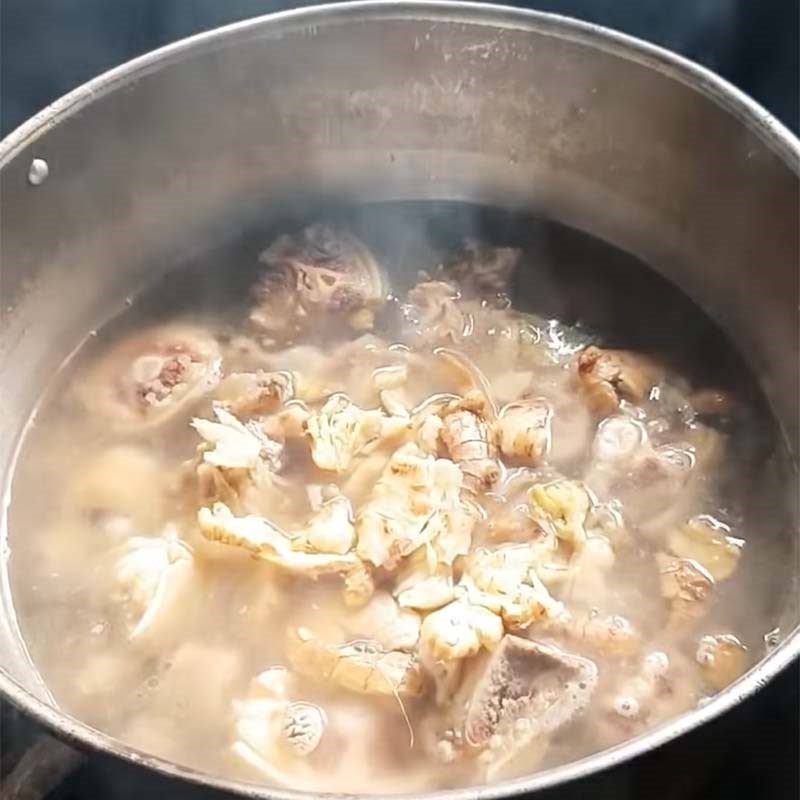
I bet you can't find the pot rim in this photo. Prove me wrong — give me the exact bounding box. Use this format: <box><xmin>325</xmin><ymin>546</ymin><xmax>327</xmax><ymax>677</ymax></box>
<box><xmin>1</xmin><ymin>3</ymin><xmax>798</xmax><ymax>798</ymax></box>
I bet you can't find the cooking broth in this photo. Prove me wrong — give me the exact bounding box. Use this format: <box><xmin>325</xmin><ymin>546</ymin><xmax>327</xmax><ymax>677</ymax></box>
<box><xmin>5</xmin><ymin>203</ymin><xmax>791</xmax><ymax>792</ymax></box>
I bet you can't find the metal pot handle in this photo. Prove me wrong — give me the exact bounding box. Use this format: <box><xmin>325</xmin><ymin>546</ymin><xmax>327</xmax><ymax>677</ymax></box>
<box><xmin>1</xmin><ymin>733</ymin><xmax>85</xmax><ymax>800</ymax></box>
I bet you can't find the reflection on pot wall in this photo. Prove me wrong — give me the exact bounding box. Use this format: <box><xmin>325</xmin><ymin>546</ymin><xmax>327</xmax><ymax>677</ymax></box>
<box><xmin>1</xmin><ymin>0</ymin><xmax>798</xmax><ymax>136</ymax></box>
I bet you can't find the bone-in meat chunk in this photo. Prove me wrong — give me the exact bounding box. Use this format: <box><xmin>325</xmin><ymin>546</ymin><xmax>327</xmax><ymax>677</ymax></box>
<box><xmin>464</xmin><ymin>635</ymin><xmax>597</xmax><ymax>755</ymax></box>
<box><xmin>576</xmin><ymin>346</ymin><xmax>657</xmax><ymax>416</ymax></box>
<box><xmin>251</xmin><ymin>224</ymin><xmax>385</xmax><ymax>337</ymax></box>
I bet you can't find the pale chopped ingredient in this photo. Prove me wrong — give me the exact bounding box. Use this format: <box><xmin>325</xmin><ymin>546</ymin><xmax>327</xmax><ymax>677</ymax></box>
<box><xmin>696</xmin><ymin>634</ymin><xmax>747</xmax><ymax>689</ymax></box>
<box><xmin>419</xmin><ymin>600</ymin><xmax>504</xmax><ymax>661</ymax></box>
<box><xmin>528</xmin><ymin>480</ymin><xmax>590</xmax><ymax>547</ymax></box>
<box><xmin>459</xmin><ymin>544</ymin><xmax>565</xmax><ymax>628</ymax></box>
<box><xmin>198</xmin><ymin>502</ymin><xmax>289</xmax><ymax>554</ymax></box>
<box><xmin>298</xmin><ymin>496</ymin><xmax>355</xmax><ymax>555</ymax></box>
<box><xmin>263</xmin><ymin>402</ymin><xmax>312</xmax><ymax>441</ymax></box>
<box><xmin>393</xmin><ymin>547</ymin><xmax>455</xmax><ymax>611</ymax></box>
<box><xmin>355</xmin><ymin>443</ymin><xmax>476</xmax><ymax>569</ymax></box>
<box><xmin>193</xmin><ymin>406</ymin><xmax>283</xmax><ymax>471</ymax></box>
<box><xmin>497</xmin><ymin>399</ymin><xmax>552</xmax><ymax>463</ymax></box>
<box><xmin>342</xmin><ymin>560</ymin><xmax>376</xmax><ymax>607</ymax></box>
<box><xmin>305</xmin><ymin>395</ymin><xmax>385</xmax><ymax>473</ymax></box>
<box><xmin>287</xmin><ymin>627</ymin><xmax>425</xmax><ymax>696</ymax></box>
<box><xmin>232</xmin><ymin>668</ymin><xmax>327</xmax><ymax>789</ymax></box>
<box><xmin>417</xmin><ymin>414</ymin><xmax>445</xmax><ymax>455</ymax></box>
<box><xmin>112</xmin><ymin>528</ymin><xmax>194</xmax><ymax>643</ymax></box>
<box><xmin>343</xmin><ymin>592</ymin><xmax>421</xmax><ymax>651</ymax></box>
<box><xmin>668</xmin><ymin>515</ymin><xmax>743</xmax><ymax>581</ymax></box>
<box><xmin>281</xmin><ymin>702</ymin><xmax>327</xmax><ymax>756</ymax></box>
<box><xmin>396</xmin><ymin>573</ymin><xmax>455</xmax><ymax>611</ymax></box>
<box><xmin>198</xmin><ymin>502</ymin><xmax>360</xmax><ymax>575</ymax></box>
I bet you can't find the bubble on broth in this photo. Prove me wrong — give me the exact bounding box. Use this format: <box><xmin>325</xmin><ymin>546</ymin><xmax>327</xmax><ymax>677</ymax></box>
<box><xmin>4</xmin><ymin>202</ymin><xmax>794</xmax><ymax>792</ymax></box>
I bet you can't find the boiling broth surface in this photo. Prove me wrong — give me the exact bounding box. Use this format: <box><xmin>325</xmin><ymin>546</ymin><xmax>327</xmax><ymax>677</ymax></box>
<box><xmin>5</xmin><ymin>204</ymin><xmax>790</xmax><ymax>792</ymax></box>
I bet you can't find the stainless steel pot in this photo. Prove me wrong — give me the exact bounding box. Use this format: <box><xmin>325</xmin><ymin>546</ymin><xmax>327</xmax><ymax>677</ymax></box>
<box><xmin>1</xmin><ymin>2</ymin><xmax>798</xmax><ymax>798</ymax></box>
